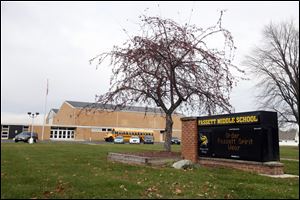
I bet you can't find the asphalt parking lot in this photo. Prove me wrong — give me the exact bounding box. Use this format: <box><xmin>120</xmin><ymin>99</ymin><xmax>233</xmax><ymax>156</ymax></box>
<box><xmin>1</xmin><ymin>139</ymin><xmax>106</xmax><ymax>144</ymax></box>
<box><xmin>1</xmin><ymin>139</ymin><xmax>164</xmax><ymax>145</ymax></box>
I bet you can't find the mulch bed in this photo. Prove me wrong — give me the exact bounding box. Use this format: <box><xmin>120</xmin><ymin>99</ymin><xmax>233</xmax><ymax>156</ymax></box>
<box><xmin>122</xmin><ymin>151</ymin><xmax>181</xmax><ymax>158</ymax></box>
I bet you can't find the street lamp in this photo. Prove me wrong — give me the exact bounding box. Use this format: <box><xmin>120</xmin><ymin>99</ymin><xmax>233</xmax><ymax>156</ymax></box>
<box><xmin>28</xmin><ymin>112</ymin><xmax>39</xmax><ymax>144</ymax></box>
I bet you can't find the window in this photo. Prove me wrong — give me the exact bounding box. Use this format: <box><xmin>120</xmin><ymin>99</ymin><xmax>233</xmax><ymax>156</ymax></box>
<box><xmin>53</xmin><ymin>130</ymin><xmax>57</xmax><ymax>138</ymax></box>
<box><xmin>1</xmin><ymin>125</ymin><xmax>9</xmax><ymax>139</ymax></box>
<box><xmin>62</xmin><ymin>131</ymin><xmax>66</xmax><ymax>138</ymax></box>
<box><xmin>23</xmin><ymin>126</ymin><xmax>29</xmax><ymax>132</ymax></box>
<box><xmin>70</xmin><ymin>131</ymin><xmax>74</xmax><ymax>138</ymax></box>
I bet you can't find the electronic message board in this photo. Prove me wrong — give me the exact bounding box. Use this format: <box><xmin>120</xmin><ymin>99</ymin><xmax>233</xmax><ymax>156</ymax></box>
<box><xmin>198</xmin><ymin>111</ymin><xmax>279</xmax><ymax>162</ymax></box>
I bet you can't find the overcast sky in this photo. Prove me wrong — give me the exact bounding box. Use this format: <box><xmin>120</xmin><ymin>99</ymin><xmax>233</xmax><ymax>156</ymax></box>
<box><xmin>1</xmin><ymin>1</ymin><xmax>299</xmax><ymax>124</ymax></box>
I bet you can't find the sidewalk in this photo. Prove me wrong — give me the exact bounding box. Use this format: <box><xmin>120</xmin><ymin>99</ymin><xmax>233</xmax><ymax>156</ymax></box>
<box><xmin>281</xmin><ymin>158</ymin><xmax>299</xmax><ymax>162</ymax></box>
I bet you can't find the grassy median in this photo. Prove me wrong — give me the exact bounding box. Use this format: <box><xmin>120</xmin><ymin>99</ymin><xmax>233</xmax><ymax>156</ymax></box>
<box><xmin>1</xmin><ymin>142</ymin><xmax>299</xmax><ymax>199</ymax></box>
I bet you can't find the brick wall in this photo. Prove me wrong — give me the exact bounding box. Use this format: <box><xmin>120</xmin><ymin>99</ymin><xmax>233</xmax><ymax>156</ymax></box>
<box><xmin>181</xmin><ymin>117</ymin><xmax>198</xmax><ymax>162</ymax></box>
<box><xmin>199</xmin><ymin>158</ymin><xmax>284</xmax><ymax>175</ymax></box>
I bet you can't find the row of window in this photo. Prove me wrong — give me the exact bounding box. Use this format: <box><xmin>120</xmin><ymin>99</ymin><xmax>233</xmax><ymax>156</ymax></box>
<box><xmin>91</xmin><ymin>128</ymin><xmax>112</xmax><ymax>132</ymax></box>
<box><xmin>112</xmin><ymin>131</ymin><xmax>153</xmax><ymax>136</ymax></box>
<box><xmin>51</xmin><ymin>127</ymin><xmax>76</xmax><ymax>130</ymax></box>
<box><xmin>1</xmin><ymin>126</ymin><xmax>9</xmax><ymax>139</ymax></box>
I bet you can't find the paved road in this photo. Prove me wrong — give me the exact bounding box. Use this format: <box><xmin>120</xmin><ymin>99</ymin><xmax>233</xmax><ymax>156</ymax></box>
<box><xmin>1</xmin><ymin>139</ymin><xmax>15</xmax><ymax>143</ymax></box>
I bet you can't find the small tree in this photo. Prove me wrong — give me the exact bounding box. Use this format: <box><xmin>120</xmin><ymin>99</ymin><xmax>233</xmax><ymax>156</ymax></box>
<box><xmin>244</xmin><ymin>20</ymin><xmax>299</xmax><ymax>130</ymax></box>
<box><xmin>91</xmin><ymin>12</ymin><xmax>241</xmax><ymax>151</ymax></box>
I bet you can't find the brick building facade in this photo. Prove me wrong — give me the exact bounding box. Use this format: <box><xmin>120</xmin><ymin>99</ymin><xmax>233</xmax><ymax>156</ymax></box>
<box><xmin>1</xmin><ymin>101</ymin><xmax>182</xmax><ymax>142</ymax></box>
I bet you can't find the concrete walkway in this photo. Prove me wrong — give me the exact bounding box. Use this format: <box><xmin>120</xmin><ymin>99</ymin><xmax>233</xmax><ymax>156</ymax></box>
<box><xmin>281</xmin><ymin>158</ymin><xmax>299</xmax><ymax>162</ymax></box>
<box><xmin>259</xmin><ymin>173</ymin><xmax>299</xmax><ymax>178</ymax></box>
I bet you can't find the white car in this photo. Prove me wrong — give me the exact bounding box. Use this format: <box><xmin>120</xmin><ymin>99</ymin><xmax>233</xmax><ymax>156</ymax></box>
<box><xmin>114</xmin><ymin>136</ymin><xmax>124</xmax><ymax>144</ymax></box>
<box><xmin>129</xmin><ymin>136</ymin><xmax>140</xmax><ymax>144</ymax></box>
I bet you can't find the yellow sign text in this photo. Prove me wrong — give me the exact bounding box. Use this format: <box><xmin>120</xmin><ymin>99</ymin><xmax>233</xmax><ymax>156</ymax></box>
<box><xmin>198</xmin><ymin>115</ymin><xmax>259</xmax><ymax>126</ymax></box>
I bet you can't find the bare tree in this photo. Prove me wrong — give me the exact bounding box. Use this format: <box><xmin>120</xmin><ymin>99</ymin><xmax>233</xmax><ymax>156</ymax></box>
<box><xmin>244</xmin><ymin>20</ymin><xmax>299</xmax><ymax>130</ymax></box>
<box><xmin>91</xmin><ymin>12</ymin><xmax>241</xmax><ymax>151</ymax></box>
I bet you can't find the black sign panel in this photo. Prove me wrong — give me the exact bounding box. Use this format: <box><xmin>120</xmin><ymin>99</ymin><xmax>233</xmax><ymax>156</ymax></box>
<box><xmin>211</xmin><ymin>126</ymin><xmax>264</xmax><ymax>161</ymax></box>
<box><xmin>197</xmin><ymin>111</ymin><xmax>279</xmax><ymax>162</ymax></box>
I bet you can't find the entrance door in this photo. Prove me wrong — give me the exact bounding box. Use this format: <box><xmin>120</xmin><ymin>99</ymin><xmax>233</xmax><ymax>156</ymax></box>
<box><xmin>160</xmin><ymin>130</ymin><xmax>165</xmax><ymax>142</ymax></box>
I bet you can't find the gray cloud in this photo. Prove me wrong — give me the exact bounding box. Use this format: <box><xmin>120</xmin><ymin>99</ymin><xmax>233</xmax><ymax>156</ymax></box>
<box><xmin>1</xmin><ymin>1</ymin><xmax>299</xmax><ymax>123</ymax></box>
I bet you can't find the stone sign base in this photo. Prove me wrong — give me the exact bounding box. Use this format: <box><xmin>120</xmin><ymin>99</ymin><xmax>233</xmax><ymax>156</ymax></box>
<box><xmin>107</xmin><ymin>152</ymin><xmax>180</xmax><ymax>166</ymax></box>
<box><xmin>198</xmin><ymin>157</ymin><xmax>284</xmax><ymax>175</ymax></box>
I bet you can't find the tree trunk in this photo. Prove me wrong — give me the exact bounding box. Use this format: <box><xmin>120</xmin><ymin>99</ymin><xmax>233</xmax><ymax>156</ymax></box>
<box><xmin>164</xmin><ymin>113</ymin><xmax>173</xmax><ymax>152</ymax></box>
<box><xmin>298</xmin><ymin>124</ymin><xmax>299</xmax><ymax>149</ymax></box>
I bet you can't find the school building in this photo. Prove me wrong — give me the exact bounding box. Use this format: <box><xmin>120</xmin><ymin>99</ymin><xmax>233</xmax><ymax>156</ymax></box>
<box><xmin>1</xmin><ymin>100</ymin><xmax>183</xmax><ymax>142</ymax></box>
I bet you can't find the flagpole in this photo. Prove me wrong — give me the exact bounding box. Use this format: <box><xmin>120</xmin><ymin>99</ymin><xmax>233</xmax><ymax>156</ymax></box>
<box><xmin>42</xmin><ymin>79</ymin><xmax>48</xmax><ymax>141</ymax></box>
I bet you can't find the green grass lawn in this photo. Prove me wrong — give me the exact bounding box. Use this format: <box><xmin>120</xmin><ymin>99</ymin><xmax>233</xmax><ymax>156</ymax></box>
<box><xmin>280</xmin><ymin>146</ymin><xmax>299</xmax><ymax>160</ymax></box>
<box><xmin>1</xmin><ymin>142</ymin><xmax>299</xmax><ymax>199</ymax></box>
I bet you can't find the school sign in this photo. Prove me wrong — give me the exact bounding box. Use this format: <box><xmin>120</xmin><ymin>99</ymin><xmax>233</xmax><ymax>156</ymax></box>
<box><xmin>181</xmin><ymin>111</ymin><xmax>283</xmax><ymax>175</ymax></box>
<box><xmin>198</xmin><ymin>111</ymin><xmax>279</xmax><ymax>162</ymax></box>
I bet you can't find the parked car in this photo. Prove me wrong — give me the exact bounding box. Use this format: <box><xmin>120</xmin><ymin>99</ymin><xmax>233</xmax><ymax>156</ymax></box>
<box><xmin>171</xmin><ymin>137</ymin><xmax>181</xmax><ymax>145</ymax></box>
<box><xmin>114</xmin><ymin>136</ymin><xmax>124</xmax><ymax>144</ymax></box>
<box><xmin>143</xmin><ymin>135</ymin><xmax>154</xmax><ymax>144</ymax></box>
<box><xmin>14</xmin><ymin>132</ymin><xmax>38</xmax><ymax>143</ymax></box>
<box><xmin>129</xmin><ymin>136</ymin><xmax>140</xmax><ymax>144</ymax></box>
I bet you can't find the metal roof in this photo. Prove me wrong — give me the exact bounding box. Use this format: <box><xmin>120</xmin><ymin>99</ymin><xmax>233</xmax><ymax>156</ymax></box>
<box><xmin>50</xmin><ymin>108</ymin><xmax>59</xmax><ymax>113</ymax></box>
<box><xmin>65</xmin><ymin>100</ymin><xmax>164</xmax><ymax>114</ymax></box>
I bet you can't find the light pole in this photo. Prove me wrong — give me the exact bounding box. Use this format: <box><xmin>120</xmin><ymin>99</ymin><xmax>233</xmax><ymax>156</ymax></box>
<box><xmin>28</xmin><ymin>112</ymin><xmax>39</xmax><ymax>144</ymax></box>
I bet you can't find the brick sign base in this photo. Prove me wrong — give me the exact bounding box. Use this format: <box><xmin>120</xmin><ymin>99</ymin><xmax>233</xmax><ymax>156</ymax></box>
<box><xmin>199</xmin><ymin>157</ymin><xmax>284</xmax><ymax>175</ymax></box>
<box><xmin>181</xmin><ymin>117</ymin><xmax>284</xmax><ymax>175</ymax></box>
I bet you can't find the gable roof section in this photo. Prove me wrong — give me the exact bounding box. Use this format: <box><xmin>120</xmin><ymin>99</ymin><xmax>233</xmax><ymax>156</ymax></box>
<box><xmin>65</xmin><ymin>100</ymin><xmax>164</xmax><ymax>114</ymax></box>
<box><xmin>51</xmin><ymin>108</ymin><xmax>59</xmax><ymax>114</ymax></box>
<box><xmin>46</xmin><ymin>108</ymin><xmax>59</xmax><ymax>121</ymax></box>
